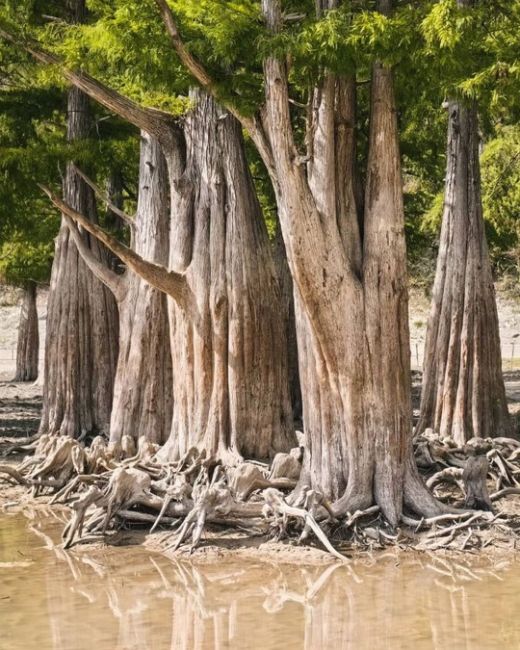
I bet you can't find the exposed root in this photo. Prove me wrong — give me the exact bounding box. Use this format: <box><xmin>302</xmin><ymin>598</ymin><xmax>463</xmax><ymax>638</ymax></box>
<box><xmin>3</xmin><ymin>428</ymin><xmax>520</xmax><ymax>559</ymax></box>
<box><xmin>262</xmin><ymin>488</ymin><xmax>347</xmax><ymax>562</ymax></box>
<box><xmin>0</xmin><ymin>463</ymin><xmax>28</xmax><ymax>485</ymax></box>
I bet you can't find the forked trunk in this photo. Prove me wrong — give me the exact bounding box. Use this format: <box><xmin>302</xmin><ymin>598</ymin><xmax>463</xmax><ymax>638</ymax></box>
<box><xmin>161</xmin><ymin>92</ymin><xmax>295</xmax><ymax>461</ymax></box>
<box><xmin>45</xmin><ymin>88</ymin><xmax>296</xmax><ymax>462</ymax></box>
<box><xmin>417</xmin><ymin>99</ymin><xmax>510</xmax><ymax>443</ymax></box>
<box><xmin>297</xmin><ymin>75</ymin><xmax>364</xmax><ymax>501</ymax></box>
<box><xmin>14</xmin><ymin>281</ymin><xmax>39</xmax><ymax>382</ymax></box>
<box><xmin>262</xmin><ymin>0</ymin><xmax>443</xmax><ymax>522</ymax></box>
<box><xmin>39</xmin><ymin>84</ymin><xmax>119</xmax><ymax>438</ymax></box>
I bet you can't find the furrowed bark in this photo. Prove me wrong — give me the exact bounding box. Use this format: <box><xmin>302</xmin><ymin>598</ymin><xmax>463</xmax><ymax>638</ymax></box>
<box><xmin>362</xmin><ymin>62</ymin><xmax>427</xmax><ymax>524</ymax></box>
<box><xmin>63</xmin><ymin>134</ymin><xmax>173</xmax><ymax>445</ymax></box>
<box><xmin>39</xmin><ymin>7</ymin><xmax>119</xmax><ymax>439</ymax></box>
<box><xmin>161</xmin><ymin>91</ymin><xmax>295</xmax><ymax>461</ymax></box>
<box><xmin>14</xmin><ymin>281</ymin><xmax>39</xmax><ymax>382</ymax></box>
<box><xmin>417</xmin><ymin>98</ymin><xmax>509</xmax><ymax>443</ymax></box>
<box><xmin>63</xmin><ymin>215</ymin><xmax>124</xmax><ymax>299</ymax></box>
<box><xmin>108</xmin><ymin>133</ymin><xmax>173</xmax><ymax>446</ymax></box>
<box><xmin>260</xmin><ymin>0</ymin><xmax>444</xmax><ymax>520</ymax></box>
<box><xmin>273</xmin><ymin>224</ymin><xmax>301</xmax><ymax>421</ymax></box>
<box><xmin>43</xmin><ymin>91</ymin><xmax>295</xmax><ymax>461</ymax></box>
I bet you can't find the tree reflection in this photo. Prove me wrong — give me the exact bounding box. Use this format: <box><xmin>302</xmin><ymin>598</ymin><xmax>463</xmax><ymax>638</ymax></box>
<box><xmin>8</xmin><ymin>512</ymin><xmax>519</xmax><ymax>650</ymax></box>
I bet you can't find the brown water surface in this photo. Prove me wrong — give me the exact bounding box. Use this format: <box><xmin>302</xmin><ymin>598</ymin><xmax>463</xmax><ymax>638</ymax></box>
<box><xmin>0</xmin><ymin>511</ymin><xmax>518</xmax><ymax>649</ymax></box>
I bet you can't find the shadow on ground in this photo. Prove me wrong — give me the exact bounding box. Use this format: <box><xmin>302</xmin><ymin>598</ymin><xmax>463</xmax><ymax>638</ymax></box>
<box><xmin>0</xmin><ymin>381</ymin><xmax>41</xmax><ymax>438</ymax></box>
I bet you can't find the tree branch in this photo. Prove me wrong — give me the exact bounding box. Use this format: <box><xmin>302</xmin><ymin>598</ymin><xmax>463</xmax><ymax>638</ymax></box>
<box><xmin>62</xmin><ymin>214</ymin><xmax>126</xmax><ymax>301</ymax></box>
<box><xmin>0</xmin><ymin>27</ymin><xmax>179</xmax><ymax>143</ymax></box>
<box><xmin>71</xmin><ymin>164</ymin><xmax>135</xmax><ymax>229</ymax></box>
<box><xmin>40</xmin><ymin>185</ymin><xmax>193</xmax><ymax>311</ymax></box>
<box><xmin>261</xmin><ymin>0</ymin><xmax>298</xmax><ymax>174</ymax></box>
<box><xmin>153</xmin><ymin>0</ymin><xmax>278</xmax><ymax>185</ymax></box>
<box><xmin>154</xmin><ymin>0</ymin><xmax>216</xmax><ymax>96</ymax></box>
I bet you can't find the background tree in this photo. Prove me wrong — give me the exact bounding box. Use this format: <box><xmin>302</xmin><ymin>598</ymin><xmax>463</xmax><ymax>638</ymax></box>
<box><xmin>0</xmin><ymin>72</ymin><xmax>62</xmax><ymax>381</ymax></box>
<box><xmin>416</xmin><ymin>0</ymin><xmax>520</xmax><ymax>441</ymax></box>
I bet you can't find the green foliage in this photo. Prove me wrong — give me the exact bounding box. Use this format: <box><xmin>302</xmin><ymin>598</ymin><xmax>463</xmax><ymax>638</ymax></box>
<box><xmin>0</xmin><ymin>1</ymin><xmax>140</xmax><ymax>287</ymax></box>
<box><xmin>481</xmin><ymin>126</ymin><xmax>520</xmax><ymax>271</ymax></box>
<box><xmin>421</xmin><ymin>0</ymin><xmax>520</xmax><ymax>123</ymax></box>
<box><xmin>406</xmin><ymin>125</ymin><xmax>520</xmax><ymax>276</ymax></box>
<box><xmin>0</xmin><ymin>85</ymin><xmax>62</xmax><ymax>286</ymax></box>
<box><xmin>0</xmin><ymin>0</ymin><xmax>519</xmax><ymax>286</ymax></box>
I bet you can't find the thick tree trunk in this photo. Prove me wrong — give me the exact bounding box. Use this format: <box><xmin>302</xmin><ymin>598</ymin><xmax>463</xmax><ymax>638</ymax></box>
<box><xmin>162</xmin><ymin>92</ymin><xmax>295</xmax><ymax>462</ymax></box>
<box><xmin>261</xmin><ymin>0</ymin><xmax>443</xmax><ymax>522</ymax></box>
<box><xmin>273</xmin><ymin>224</ymin><xmax>301</xmax><ymax>422</ymax></box>
<box><xmin>109</xmin><ymin>133</ymin><xmax>172</xmax><ymax>446</ymax></box>
<box><xmin>296</xmin><ymin>74</ymin><xmax>364</xmax><ymax>501</ymax></box>
<box><xmin>22</xmin><ymin>18</ymin><xmax>296</xmax><ymax>460</ymax></box>
<box><xmin>39</xmin><ymin>80</ymin><xmax>119</xmax><ymax>437</ymax></box>
<box><xmin>14</xmin><ymin>281</ymin><xmax>39</xmax><ymax>382</ymax></box>
<box><xmin>416</xmin><ymin>99</ymin><xmax>510</xmax><ymax>443</ymax></box>
<box><xmin>45</xmin><ymin>88</ymin><xmax>296</xmax><ymax>462</ymax></box>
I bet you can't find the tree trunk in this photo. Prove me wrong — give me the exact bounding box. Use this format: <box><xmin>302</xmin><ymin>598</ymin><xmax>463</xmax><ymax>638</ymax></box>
<box><xmin>109</xmin><ymin>133</ymin><xmax>172</xmax><ymax>446</ymax></box>
<box><xmin>416</xmin><ymin>98</ymin><xmax>510</xmax><ymax>443</ymax></box>
<box><xmin>20</xmin><ymin>17</ymin><xmax>297</xmax><ymax>459</ymax></box>
<box><xmin>260</xmin><ymin>0</ymin><xmax>443</xmax><ymax>522</ymax></box>
<box><xmin>14</xmin><ymin>281</ymin><xmax>39</xmax><ymax>382</ymax></box>
<box><xmin>45</xmin><ymin>86</ymin><xmax>296</xmax><ymax>462</ymax></box>
<box><xmin>64</xmin><ymin>132</ymin><xmax>173</xmax><ymax>446</ymax></box>
<box><xmin>161</xmin><ymin>92</ymin><xmax>295</xmax><ymax>462</ymax></box>
<box><xmin>273</xmin><ymin>223</ymin><xmax>301</xmax><ymax>422</ymax></box>
<box><xmin>39</xmin><ymin>70</ymin><xmax>119</xmax><ymax>437</ymax></box>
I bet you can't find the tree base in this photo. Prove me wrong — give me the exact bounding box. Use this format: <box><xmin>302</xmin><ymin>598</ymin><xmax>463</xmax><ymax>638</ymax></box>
<box><xmin>2</xmin><ymin>431</ymin><xmax>520</xmax><ymax>558</ymax></box>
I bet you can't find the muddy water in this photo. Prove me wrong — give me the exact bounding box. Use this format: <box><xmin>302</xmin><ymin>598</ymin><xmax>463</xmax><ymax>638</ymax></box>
<box><xmin>0</xmin><ymin>512</ymin><xmax>518</xmax><ymax>650</ymax></box>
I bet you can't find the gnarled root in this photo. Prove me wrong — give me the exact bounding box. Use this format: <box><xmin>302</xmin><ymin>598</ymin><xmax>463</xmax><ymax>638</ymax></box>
<box><xmin>228</xmin><ymin>463</ymin><xmax>297</xmax><ymax>501</ymax></box>
<box><xmin>62</xmin><ymin>486</ymin><xmax>106</xmax><ymax>549</ymax></box>
<box><xmin>426</xmin><ymin>467</ymin><xmax>465</xmax><ymax>492</ymax></box>
<box><xmin>463</xmin><ymin>440</ymin><xmax>494</xmax><ymax>512</ymax></box>
<box><xmin>0</xmin><ymin>463</ymin><xmax>28</xmax><ymax>486</ymax></box>
<box><xmin>165</xmin><ymin>468</ymin><xmax>233</xmax><ymax>554</ymax></box>
<box><xmin>263</xmin><ymin>488</ymin><xmax>347</xmax><ymax>562</ymax></box>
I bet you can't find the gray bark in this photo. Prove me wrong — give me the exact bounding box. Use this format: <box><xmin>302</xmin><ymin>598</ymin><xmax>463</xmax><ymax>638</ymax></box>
<box><xmin>65</xmin><ymin>133</ymin><xmax>173</xmax><ymax>446</ymax></box>
<box><xmin>259</xmin><ymin>0</ymin><xmax>443</xmax><ymax>522</ymax></box>
<box><xmin>39</xmin><ymin>0</ymin><xmax>119</xmax><ymax>438</ymax></box>
<box><xmin>161</xmin><ymin>92</ymin><xmax>295</xmax><ymax>462</ymax></box>
<box><xmin>109</xmin><ymin>134</ymin><xmax>172</xmax><ymax>445</ymax></box>
<box><xmin>417</xmin><ymin>99</ymin><xmax>510</xmax><ymax>443</ymax></box>
<box><xmin>43</xmin><ymin>80</ymin><xmax>296</xmax><ymax>462</ymax></box>
<box><xmin>14</xmin><ymin>281</ymin><xmax>39</xmax><ymax>382</ymax></box>
<box><xmin>274</xmin><ymin>223</ymin><xmax>301</xmax><ymax>421</ymax></box>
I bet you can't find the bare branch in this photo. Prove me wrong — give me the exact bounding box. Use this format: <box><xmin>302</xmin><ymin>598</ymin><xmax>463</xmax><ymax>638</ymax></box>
<box><xmin>62</xmin><ymin>214</ymin><xmax>126</xmax><ymax>301</ymax></box>
<box><xmin>153</xmin><ymin>0</ymin><xmax>278</xmax><ymax>184</ymax></box>
<box><xmin>40</xmin><ymin>185</ymin><xmax>193</xmax><ymax>311</ymax></box>
<box><xmin>0</xmin><ymin>27</ymin><xmax>179</xmax><ymax>142</ymax></box>
<box><xmin>261</xmin><ymin>0</ymin><xmax>298</xmax><ymax>170</ymax></box>
<box><xmin>154</xmin><ymin>0</ymin><xmax>216</xmax><ymax>95</ymax></box>
<box><xmin>71</xmin><ymin>164</ymin><xmax>135</xmax><ymax>228</ymax></box>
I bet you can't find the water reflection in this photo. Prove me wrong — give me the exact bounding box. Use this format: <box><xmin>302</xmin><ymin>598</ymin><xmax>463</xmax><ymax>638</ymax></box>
<box><xmin>0</xmin><ymin>511</ymin><xmax>518</xmax><ymax>650</ymax></box>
